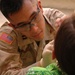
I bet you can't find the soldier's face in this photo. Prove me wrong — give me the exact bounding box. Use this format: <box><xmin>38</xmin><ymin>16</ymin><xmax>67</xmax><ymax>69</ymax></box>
<box><xmin>9</xmin><ymin>0</ymin><xmax>45</xmax><ymax>41</ymax></box>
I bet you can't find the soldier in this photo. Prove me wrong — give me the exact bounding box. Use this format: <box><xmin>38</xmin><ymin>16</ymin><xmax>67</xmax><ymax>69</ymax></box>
<box><xmin>0</xmin><ymin>0</ymin><xmax>65</xmax><ymax>74</ymax></box>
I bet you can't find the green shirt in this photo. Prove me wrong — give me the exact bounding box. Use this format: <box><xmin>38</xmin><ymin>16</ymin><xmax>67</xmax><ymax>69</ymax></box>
<box><xmin>26</xmin><ymin>63</ymin><xmax>67</xmax><ymax>75</ymax></box>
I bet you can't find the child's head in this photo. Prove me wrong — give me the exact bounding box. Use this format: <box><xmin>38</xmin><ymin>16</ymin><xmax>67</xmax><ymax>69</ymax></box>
<box><xmin>54</xmin><ymin>13</ymin><xmax>75</xmax><ymax>75</ymax></box>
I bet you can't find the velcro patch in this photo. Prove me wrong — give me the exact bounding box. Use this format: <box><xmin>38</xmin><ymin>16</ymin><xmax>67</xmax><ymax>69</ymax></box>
<box><xmin>0</xmin><ymin>32</ymin><xmax>13</xmax><ymax>44</ymax></box>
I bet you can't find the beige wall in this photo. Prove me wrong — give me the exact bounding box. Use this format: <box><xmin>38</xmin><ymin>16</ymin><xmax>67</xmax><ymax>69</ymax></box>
<box><xmin>0</xmin><ymin>11</ymin><xmax>8</xmax><ymax>25</ymax></box>
<box><xmin>41</xmin><ymin>0</ymin><xmax>75</xmax><ymax>14</ymax></box>
<box><xmin>41</xmin><ymin>0</ymin><xmax>75</xmax><ymax>9</ymax></box>
<box><xmin>0</xmin><ymin>0</ymin><xmax>75</xmax><ymax>26</ymax></box>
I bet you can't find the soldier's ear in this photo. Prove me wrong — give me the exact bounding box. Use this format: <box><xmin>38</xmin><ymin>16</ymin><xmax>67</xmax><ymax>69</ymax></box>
<box><xmin>37</xmin><ymin>0</ymin><xmax>43</xmax><ymax>13</ymax></box>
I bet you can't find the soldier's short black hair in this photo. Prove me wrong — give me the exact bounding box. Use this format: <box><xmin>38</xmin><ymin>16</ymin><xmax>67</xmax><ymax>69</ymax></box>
<box><xmin>0</xmin><ymin>0</ymin><xmax>37</xmax><ymax>19</ymax></box>
<box><xmin>0</xmin><ymin>0</ymin><xmax>23</xmax><ymax>19</ymax></box>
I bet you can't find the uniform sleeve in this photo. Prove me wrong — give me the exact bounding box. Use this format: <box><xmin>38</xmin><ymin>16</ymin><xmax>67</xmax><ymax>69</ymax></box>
<box><xmin>0</xmin><ymin>30</ymin><xmax>22</xmax><ymax>74</ymax></box>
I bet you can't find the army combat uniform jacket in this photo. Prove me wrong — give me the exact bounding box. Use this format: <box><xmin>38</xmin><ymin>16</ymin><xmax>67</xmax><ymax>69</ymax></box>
<box><xmin>0</xmin><ymin>8</ymin><xmax>65</xmax><ymax>75</ymax></box>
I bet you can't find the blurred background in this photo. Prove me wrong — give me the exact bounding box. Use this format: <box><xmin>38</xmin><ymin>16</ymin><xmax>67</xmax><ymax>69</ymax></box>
<box><xmin>0</xmin><ymin>0</ymin><xmax>75</xmax><ymax>26</ymax></box>
<box><xmin>41</xmin><ymin>0</ymin><xmax>75</xmax><ymax>14</ymax></box>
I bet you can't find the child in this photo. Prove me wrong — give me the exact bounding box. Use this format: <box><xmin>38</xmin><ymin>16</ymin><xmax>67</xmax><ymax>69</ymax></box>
<box><xmin>54</xmin><ymin>13</ymin><xmax>75</xmax><ymax>75</ymax></box>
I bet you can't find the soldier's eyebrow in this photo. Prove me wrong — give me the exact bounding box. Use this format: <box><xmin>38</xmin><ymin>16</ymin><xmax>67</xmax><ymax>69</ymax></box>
<box><xmin>29</xmin><ymin>11</ymin><xmax>37</xmax><ymax>20</ymax></box>
<box><xmin>17</xmin><ymin>11</ymin><xmax>37</xmax><ymax>26</ymax></box>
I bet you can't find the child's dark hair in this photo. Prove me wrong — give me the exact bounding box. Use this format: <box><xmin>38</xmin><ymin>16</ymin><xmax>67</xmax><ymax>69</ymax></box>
<box><xmin>54</xmin><ymin>13</ymin><xmax>75</xmax><ymax>75</ymax></box>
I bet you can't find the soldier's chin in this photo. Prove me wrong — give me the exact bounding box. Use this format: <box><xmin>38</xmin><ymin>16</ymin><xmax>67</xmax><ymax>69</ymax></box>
<box><xmin>34</xmin><ymin>36</ymin><xmax>44</xmax><ymax>41</ymax></box>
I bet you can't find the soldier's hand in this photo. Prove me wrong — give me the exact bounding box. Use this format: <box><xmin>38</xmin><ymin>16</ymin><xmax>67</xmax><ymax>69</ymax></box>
<box><xmin>55</xmin><ymin>15</ymin><xmax>67</xmax><ymax>28</ymax></box>
<box><xmin>40</xmin><ymin>40</ymin><xmax>56</xmax><ymax>67</ymax></box>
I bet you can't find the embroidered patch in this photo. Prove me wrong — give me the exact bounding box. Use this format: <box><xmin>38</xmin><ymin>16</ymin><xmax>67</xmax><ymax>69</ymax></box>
<box><xmin>0</xmin><ymin>32</ymin><xmax>13</xmax><ymax>44</ymax></box>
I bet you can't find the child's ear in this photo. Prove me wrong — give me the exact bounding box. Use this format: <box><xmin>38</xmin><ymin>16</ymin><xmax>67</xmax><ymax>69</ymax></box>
<box><xmin>52</xmin><ymin>50</ymin><xmax>56</xmax><ymax>59</ymax></box>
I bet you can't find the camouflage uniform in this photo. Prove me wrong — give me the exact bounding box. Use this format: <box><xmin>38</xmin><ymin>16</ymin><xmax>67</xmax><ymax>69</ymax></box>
<box><xmin>0</xmin><ymin>8</ymin><xmax>65</xmax><ymax>75</ymax></box>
